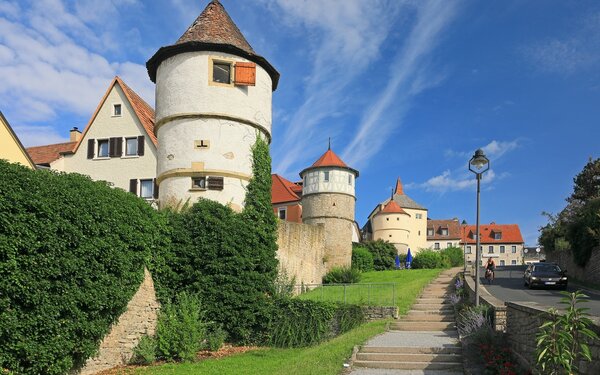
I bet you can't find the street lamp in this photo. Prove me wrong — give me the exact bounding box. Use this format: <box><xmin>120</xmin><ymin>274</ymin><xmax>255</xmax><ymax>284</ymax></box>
<box><xmin>469</xmin><ymin>148</ymin><xmax>490</xmax><ymax>307</ymax></box>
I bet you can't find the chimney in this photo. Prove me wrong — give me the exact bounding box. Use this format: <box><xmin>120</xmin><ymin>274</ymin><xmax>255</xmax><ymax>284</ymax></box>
<box><xmin>70</xmin><ymin>127</ymin><xmax>82</xmax><ymax>142</ymax></box>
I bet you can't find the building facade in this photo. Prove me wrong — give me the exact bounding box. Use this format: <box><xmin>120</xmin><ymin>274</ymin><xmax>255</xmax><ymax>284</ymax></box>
<box><xmin>427</xmin><ymin>218</ymin><xmax>462</xmax><ymax>250</ymax></box>
<box><xmin>0</xmin><ymin>112</ymin><xmax>35</xmax><ymax>169</ymax></box>
<box><xmin>461</xmin><ymin>223</ymin><xmax>525</xmax><ymax>266</ymax></box>
<box><xmin>271</xmin><ymin>174</ymin><xmax>302</xmax><ymax>223</ymax></box>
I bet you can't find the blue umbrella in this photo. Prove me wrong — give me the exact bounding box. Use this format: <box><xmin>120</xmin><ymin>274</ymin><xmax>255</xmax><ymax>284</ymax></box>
<box><xmin>395</xmin><ymin>254</ymin><xmax>401</xmax><ymax>269</ymax></box>
<box><xmin>406</xmin><ymin>248</ymin><xmax>413</xmax><ymax>269</ymax></box>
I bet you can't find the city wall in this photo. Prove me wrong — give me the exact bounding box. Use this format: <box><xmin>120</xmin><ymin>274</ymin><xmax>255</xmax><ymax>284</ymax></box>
<box><xmin>276</xmin><ymin>220</ymin><xmax>327</xmax><ymax>285</ymax></box>
<box><xmin>546</xmin><ymin>247</ymin><xmax>600</xmax><ymax>286</ymax></box>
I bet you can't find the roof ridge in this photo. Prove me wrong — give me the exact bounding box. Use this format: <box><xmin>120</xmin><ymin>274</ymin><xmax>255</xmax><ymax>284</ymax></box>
<box><xmin>27</xmin><ymin>140</ymin><xmax>76</xmax><ymax>149</ymax></box>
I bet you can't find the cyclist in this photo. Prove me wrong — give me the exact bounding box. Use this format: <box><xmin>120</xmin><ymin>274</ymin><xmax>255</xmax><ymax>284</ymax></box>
<box><xmin>485</xmin><ymin>257</ymin><xmax>496</xmax><ymax>283</ymax></box>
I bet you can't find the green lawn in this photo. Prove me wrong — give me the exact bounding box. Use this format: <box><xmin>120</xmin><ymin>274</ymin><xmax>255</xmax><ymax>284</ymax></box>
<box><xmin>131</xmin><ymin>269</ymin><xmax>443</xmax><ymax>375</ymax></box>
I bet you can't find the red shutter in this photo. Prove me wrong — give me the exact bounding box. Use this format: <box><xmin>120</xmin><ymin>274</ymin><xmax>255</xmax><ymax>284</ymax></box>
<box><xmin>137</xmin><ymin>136</ymin><xmax>145</xmax><ymax>156</ymax></box>
<box><xmin>234</xmin><ymin>62</ymin><xmax>256</xmax><ymax>86</ymax></box>
<box><xmin>87</xmin><ymin>139</ymin><xmax>94</xmax><ymax>159</ymax></box>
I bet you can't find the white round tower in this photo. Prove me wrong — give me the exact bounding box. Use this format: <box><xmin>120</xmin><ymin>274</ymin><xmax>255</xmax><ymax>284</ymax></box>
<box><xmin>146</xmin><ymin>0</ymin><xmax>279</xmax><ymax>210</ymax></box>
<box><xmin>300</xmin><ymin>147</ymin><xmax>359</xmax><ymax>269</ymax></box>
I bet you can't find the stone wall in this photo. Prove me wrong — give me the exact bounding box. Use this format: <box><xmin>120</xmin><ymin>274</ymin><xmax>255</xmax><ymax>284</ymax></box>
<box><xmin>506</xmin><ymin>301</ymin><xmax>600</xmax><ymax>374</ymax></box>
<box><xmin>464</xmin><ymin>274</ymin><xmax>507</xmax><ymax>332</ymax></box>
<box><xmin>276</xmin><ymin>220</ymin><xmax>327</xmax><ymax>285</ymax></box>
<box><xmin>77</xmin><ymin>268</ymin><xmax>160</xmax><ymax>374</ymax></box>
<box><xmin>546</xmin><ymin>247</ymin><xmax>600</xmax><ymax>285</ymax></box>
<box><xmin>362</xmin><ymin>306</ymin><xmax>399</xmax><ymax>321</ymax></box>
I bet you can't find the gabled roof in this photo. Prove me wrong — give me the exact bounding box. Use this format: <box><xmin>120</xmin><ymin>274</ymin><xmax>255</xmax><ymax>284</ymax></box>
<box><xmin>0</xmin><ymin>111</ymin><xmax>36</xmax><ymax>169</ymax></box>
<box><xmin>27</xmin><ymin>141</ymin><xmax>76</xmax><ymax>166</ymax></box>
<box><xmin>427</xmin><ymin>219</ymin><xmax>461</xmax><ymax>240</ymax></box>
<box><xmin>71</xmin><ymin>76</ymin><xmax>156</xmax><ymax>154</ymax></box>
<box><xmin>377</xmin><ymin>200</ymin><xmax>408</xmax><ymax>215</ymax></box>
<box><xmin>146</xmin><ymin>0</ymin><xmax>280</xmax><ymax>89</ymax></box>
<box><xmin>461</xmin><ymin>223</ymin><xmax>524</xmax><ymax>244</ymax></box>
<box><xmin>300</xmin><ymin>148</ymin><xmax>359</xmax><ymax>177</ymax></box>
<box><xmin>271</xmin><ymin>174</ymin><xmax>301</xmax><ymax>204</ymax></box>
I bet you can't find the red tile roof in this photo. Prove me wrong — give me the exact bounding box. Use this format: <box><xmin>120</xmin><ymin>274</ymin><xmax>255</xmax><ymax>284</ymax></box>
<box><xmin>427</xmin><ymin>219</ymin><xmax>461</xmax><ymax>240</ymax></box>
<box><xmin>461</xmin><ymin>223</ymin><xmax>524</xmax><ymax>244</ymax></box>
<box><xmin>300</xmin><ymin>148</ymin><xmax>359</xmax><ymax>177</ymax></box>
<box><xmin>271</xmin><ymin>174</ymin><xmax>301</xmax><ymax>204</ymax></box>
<box><xmin>27</xmin><ymin>141</ymin><xmax>77</xmax><ymax>165</ymax></box>
<box><xmin>176</xmin><ymin>0</ymin><xmax>254</xmax><ymax>54</ymax></box>
<box><xmin>378</xmin><ymin>200</ymin><xmax>408</xmax><ymax>215</ymax></box>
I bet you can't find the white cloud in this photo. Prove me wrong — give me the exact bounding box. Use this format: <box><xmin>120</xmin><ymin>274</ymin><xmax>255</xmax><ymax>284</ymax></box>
<box><xmin>444</xmin><ymin>139</ymin><xmax>520</xmax><ymax>161</ymax></box>
<box><xmin>13</xmin><ymin>125</ymin><xmax>68</xmax><ymax>147</ymax></box>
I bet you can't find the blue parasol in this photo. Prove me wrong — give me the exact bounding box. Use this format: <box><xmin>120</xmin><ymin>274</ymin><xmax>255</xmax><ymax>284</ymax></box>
<box><xmin>395</xmin><ymin>254</ymin><xmax>401</xmax><ymax>269</ymax></box>
<box><xmin>406</xmin><ymin>248</ymin><xmax>413</xmax><ymax>269</ymax></box>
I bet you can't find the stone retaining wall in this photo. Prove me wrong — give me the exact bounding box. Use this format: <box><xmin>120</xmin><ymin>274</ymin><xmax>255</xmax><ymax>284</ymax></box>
<box><xmin>546</xmin><ymin>247</ymin><xmax>600</xmax><ymax>286</ymax></box>
<box><xmin>276</xmin><ymin>220</ymin><xmax>327</xmax><ymax>285</ymax></box>
<box><xmin>362</xmin><ymin>306</ymin><xmax>399</xmax><ymax>321</ymax></box>
<box><xmin>506</xmin><ymin>301</ymin><xmax>600</xmax><ymax>374</ymax></box>
<box><xmin>464</xmin><ymin>275</ymin><xmax>507</xmax><ymax>332</ymax></box>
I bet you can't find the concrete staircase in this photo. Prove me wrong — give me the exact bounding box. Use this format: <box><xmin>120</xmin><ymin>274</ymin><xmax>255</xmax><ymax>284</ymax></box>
<box><xmin>351</xmin><ymin>268</ymin><xmax>463</xmax><ymax>374</ymax></box>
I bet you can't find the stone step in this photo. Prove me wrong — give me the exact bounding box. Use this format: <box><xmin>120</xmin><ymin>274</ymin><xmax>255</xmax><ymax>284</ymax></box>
<box><xmin>360</xmin><ymin>346</ymin><xmax>461</xmax><ymax>355</ymax></box>
<box><xmin>390</xmin><ymin>321</ymin><xmax>456</xmax><ymax>331</ymax></box>
<box><xmin>353</xmin><ymin>360</ymin><xmax>463</xmax><ymax>370</ymax></box>
<box><xmin>416</xmin><ymin>298</ymin><xmax>449</xmax><ymax>304</ymax></box>
<box><xmin>402</xmin><ymin>314</ymin><xmax>454</xmax><ymax>322</ymax></box>
<box><xmin>419</xmin><ymin>294</ymin><xmax>452</xmax><ymax>299</ymax></box>
<box><xmin>408</xmin><ymin>310</ymin><xmax>454</xmax><ymax>316</ymax></box>
<box><xmin>411</xmin><ymin>304</ymin><xmax>453</xmax><ymax>311</ymax></box>
<box><xmin>356</xmin><ymin>352</ymin><xmax>462</xmax><ymax>363</ymax></box>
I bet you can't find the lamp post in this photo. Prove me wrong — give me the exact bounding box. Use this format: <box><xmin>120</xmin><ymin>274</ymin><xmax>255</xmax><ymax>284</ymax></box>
<box><xmin>469</xmin><ymin>148</ymin><xmax>490</xmax><ymax>307</ymax></box>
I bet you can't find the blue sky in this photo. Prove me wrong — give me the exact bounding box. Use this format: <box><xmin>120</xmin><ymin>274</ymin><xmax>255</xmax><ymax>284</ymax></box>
<box><xmin>1</xmin><ymin>0</ymin><xmax>599</xmax><ymax>245</ymax></box>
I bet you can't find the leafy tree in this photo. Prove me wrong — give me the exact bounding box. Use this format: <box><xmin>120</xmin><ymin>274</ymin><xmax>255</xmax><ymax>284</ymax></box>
<box><xmin>351</xmin><ymin>245</ymin><xmax>374</xmax><ymax>272</ymax></box>
<box><xmin>362</xmin><ymin>240</ymin><xmax>397</xmax><ymax>270</ymax></box>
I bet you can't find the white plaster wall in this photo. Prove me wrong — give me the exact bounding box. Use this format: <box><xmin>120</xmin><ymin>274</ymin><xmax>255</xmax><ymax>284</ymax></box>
<box><xmin>159</xmin><ymin>175</ymin><xmax>247</xmax><ymax>212</ymax></box>
<box><xmin>427</xmin><ymin>240</ymin><xmax>461</xmax><ymax>249</ymax></box>
<box><xmin>62</xmin><ymin>85</ymin><xmax>157</xmax><ymax>192</ymax></box>
<box><xmin>302</xmin><ymin>168</ymin><xmax>356</xmax><ymax>196</ymax></box>
<box><xmin>155</xmin><ymin>51</ymin><xmax>272</xmax><ymax>133</ymax></box>
<box><xmin>371</xmin><ymin>208</ymin><xmax>427</xmax><ymax>253</ymax></box>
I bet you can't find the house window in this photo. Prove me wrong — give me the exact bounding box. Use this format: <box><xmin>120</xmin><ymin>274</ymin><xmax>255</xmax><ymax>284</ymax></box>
<box><xmin>494</xmin><ymin>232</ymin><xmax>502</xmax><ymax>240</ymax></box>
<box><xmin>97</xmin><ymin>139</ymin><xmax>109</xmax><ymax>158</ymax></box>
<box><xmin>511</xmin><ymin>260</ymin><xmax>517</xmax><ymax>265</ymax></box>
<box><xmin>416</xmin><ymin>213</ymin><xmax>422</xmax><ymax>219</ymax></box>
<box><xmin>140</xmin><ymin>179</ymin><xmax>153</xmax><ymax>199</ymax></box>
<box><xmin>323</xmin><ymin>171</ymin><xmax>329</xmax><ymax>182</ymax></box>
<box><xmin>427</xmin><ymin>229</ymin><xmax>434</xmax><ymax>236</ymax></box>
<box><xmin>447</xmin><ymin>242</ymin><xmax>452</xmax><ymax>248</ymax></box>
<box><xmin>125</xmin><ymin>137</ymin><xmax>138</xmax><ymax>156</ymax></box>
<box><xmin>488</xmin><ymin>246</ymin><xmax>494</xmax><ymax>253</ymax></box>
<box><xmin>434</xmin><ymin>243</ymin><xmax>440</xmax><ymax>250</ymax></box>
<box><xmin>500</xmin><ymin>260</ymin><xmax>506</xmax><ymax>266</ymax></box>
<box><xmin>192</xmin><ymin>177</ymin><xmax>207</xmax><ymax>189</ymax></box>
<box><xmin>500</xmin><ymin>245</ymin><xmax>505</xmax><ymax>253</ymax></box>
<box><xmin>466</xmin><ymin>246</ymin><xmax>472</xmax><ymax>254</ymax></box>
<box><xmin>441</xmin><ymin>228</ymin><xmax>448</xmax><ymax>236</ymax></box>
<box><xmin>213</xmin><ymin>61</ymin><xmax>231</xmax><ymax>84</ymax></box>
<box><xmin>512</xmin><ymin>246</ymin><xmax>517</xmax><ymax>253</ymax></box>
<box><xmin>278</xmin><ymin>208</ymin><xmax>287</xmax><ymax>220</ymax></box>
<box><xmin>113</xmin><ymin>104</ymin><xmax>122</xmax><ymax>116</ymax></box>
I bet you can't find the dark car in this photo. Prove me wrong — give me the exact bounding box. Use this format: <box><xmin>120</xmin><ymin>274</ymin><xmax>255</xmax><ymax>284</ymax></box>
<box><xmin>524</xmin><ymin>262</ymin><xmax>568</xmax><ymax>289</ymax></box>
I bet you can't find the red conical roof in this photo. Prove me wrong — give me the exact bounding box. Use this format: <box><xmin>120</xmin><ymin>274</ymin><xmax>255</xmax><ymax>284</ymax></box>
<box><xmin>380</xmin><ymin>200</ymin><xmax>408</xmax><ymax>214</ymax></box>
<box><xmin>176</xmin><ymin>0</ymin><xmax>255</xmax><ymax>54</ymax></box>
<box><xmin>311</xmin><ymin>149</ymin><xmax>348</xmax><ymax>168</ymax></box>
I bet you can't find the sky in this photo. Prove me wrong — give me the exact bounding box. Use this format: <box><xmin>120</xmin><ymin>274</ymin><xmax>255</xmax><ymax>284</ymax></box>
<box><xmin>1</xmin><ymin>0</ymin><xmax>599</xmax><ymax>246</ymax></box>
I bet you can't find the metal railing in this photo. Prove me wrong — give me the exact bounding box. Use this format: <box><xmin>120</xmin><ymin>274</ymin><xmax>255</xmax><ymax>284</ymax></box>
<box><xmin>292</xmin><ymin>283</ymin><xmax>397</xmax><ymax>306</ymax></box>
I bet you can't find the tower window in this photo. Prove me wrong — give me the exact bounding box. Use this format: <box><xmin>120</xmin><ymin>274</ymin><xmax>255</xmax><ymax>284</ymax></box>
<box><xmin>213</xmin><ymin>62</ymin><xmax>231</xmax><ymax>84</ymax></box>
<box><xmin>323</xmin><ymin>171</ymin><xmax>329</xmax><ymax>182</ymax></box>
<box><xmin>192</xmin><ymin>177</ymin><xmax>207</xmax><ymax>189</ymax></box>
<box><xmin>348</xmin><ymin>174</ymin><xmax>352</xmax><ymax>185</ymax></box>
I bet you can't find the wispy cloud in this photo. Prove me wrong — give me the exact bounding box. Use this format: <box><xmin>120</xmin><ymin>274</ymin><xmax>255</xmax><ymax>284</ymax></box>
<box><xmin>342</xmin><ymin>1</ymin><xmax>459</xmax><ymax>168</ymax></box>
<box><xmin>444</xmin><ymin>139</ymin><xmax>520</xmax><ymax>160</ymax></box>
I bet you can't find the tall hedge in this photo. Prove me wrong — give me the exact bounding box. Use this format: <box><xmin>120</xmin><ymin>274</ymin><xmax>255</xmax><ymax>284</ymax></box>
<box><xmin>0</xmin><ymin>161</ymin><xmax>166</xmax><ymax>374</ymax></box>
<box><xmin>151</xmin><ymin>136</ymin><xmax>279</xmax><ymax>343</ymax></box>
<box><xmin>363</xmin><ymin>240</ymin><xmax>397</xmax><ymax>270</ymax></box>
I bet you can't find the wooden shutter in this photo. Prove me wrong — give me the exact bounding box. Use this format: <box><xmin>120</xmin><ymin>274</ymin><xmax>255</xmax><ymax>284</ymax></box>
<box><xmin>129</xmin><ymin>179</ymin><xmax>138</xmax><ymax>195</ymax></box>
<box><xmin>87</xmin><ymin>139</ymin><xmax>94</xmax><ymax>159</ymax></box>
<box><xmin>109</xmin><ymin>137</ymin><xmax>122</xmax><ymax>157</ymax></box>
<box><xmin>234</xmin><ymin>62</ymin><xmax>256</xmax><ymax>86</ymax></box>
<box><xmin>207</xmin><ymin>177</ymin><xmax>224</xmax><ymax>190</ymax></box>
<box><xmin>153</xmin><ymin>178</ymin><xmax>159</xmax><ymax>199</ymax></box>
<box><xmin>137</xmin><ymin>136</ymin><xmax>145</xmax><ymax>156</ymax></box>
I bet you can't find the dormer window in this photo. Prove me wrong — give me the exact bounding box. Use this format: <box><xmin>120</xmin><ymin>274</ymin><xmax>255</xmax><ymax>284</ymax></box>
<box><xmin>440</xmin><ymin>228</ymin><xmax>448</xmax><ymax>236</ymax></box>
<box><xmin>113</xmin><ymin>104</ymin><xmax>122</xmax><ymax>116</ymax></box>
<box><xmin>493</xmin><ymin>231</ymin><xmax>502</xmax><ymax>240</ymax></box>
<box><xmin>427</xmin><ymin>228</ymin><xmax>434</xmax><ymax>236</ymax></box>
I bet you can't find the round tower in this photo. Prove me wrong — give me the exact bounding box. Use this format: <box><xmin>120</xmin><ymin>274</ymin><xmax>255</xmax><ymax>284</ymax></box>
<box><xmin>146</xmin><ymin>0</ymin><xmax>279</xmax><ymax>210</ymax></box>
<box><xmin>300</xmin><ymin>147</ymin><xmax>359</xmax><ymax>269</ymax></box>
<box><xmin>372</xmin><ymin>193</ymin><xmax>412</xmax><ymax>254</ymax></box>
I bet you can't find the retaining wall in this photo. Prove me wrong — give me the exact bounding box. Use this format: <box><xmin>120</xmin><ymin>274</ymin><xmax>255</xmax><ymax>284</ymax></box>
<box><xmin>546</xmin><ymin>247</ymin><xmax>600</xmax><ymax>286</ymax></box>
<box><xmin>362</xmin><ymin>306</ymin><xmax>399</xmax><ymax>320</ymax></box>
<box><xmin>276</xmin><ymin>220</ymin><xmax>327</xmax><ymax>285</ymax></box>
<box><xmin>464</xmin><ymin>274</ymin><xmax>507</xmax><ymax>332</ymax></box>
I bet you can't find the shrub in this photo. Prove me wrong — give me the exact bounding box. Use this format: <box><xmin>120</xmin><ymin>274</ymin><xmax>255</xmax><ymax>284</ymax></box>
<box><xmin>130</xmin><ymin>335</ymin><xmax>157</xmax><ymax>365</ymax></box>
<box><xmin>567</xmin><ymin>198</ymin><xmax>600</xmax><ymax>267</ymax></box>
<box><xmin>363</xmin><ymin>240</ymin><xmax>397</xmax><ymax>270</ymax></box>
<box><xmin>412</xmin><ymin>249</ymin><xmax>450</xmax><ymax>269</ymax></box>
<box><xmin>352</xmin><ymin>245</ymin><xmax>374</xmax><ymax>272</ymax></box>
<box><xmin>204</xmin><ymin>324</ymin><xmax>227</xmax><ymax>352</ymax></box>
<box><xmin>441</xmin><ymin>246</ymin><xmax>464</xmax><ymax>267</ymax></box>
<box><xmin>151</xmin><ymin>137</ymin><xmax>279</xmax><ymax>344</ymax></box>
<box><xmin>323</xmin><ymin>267</ymin><xmax>361</xmax><ymax>284</ymax></box>
<box><xmin>155</xmin><ymin>292</ymin><xmax>206</xmax><ymax>362</ymax></box>
<box><xmin>0</xmin><ymin>161</ymin><xmax>166</xmax><ymax>375</ymax></box>
<box><xmin>333</xmin><ymin>304</ymin><xmax>366</xmax><ymax>334</ymax></box>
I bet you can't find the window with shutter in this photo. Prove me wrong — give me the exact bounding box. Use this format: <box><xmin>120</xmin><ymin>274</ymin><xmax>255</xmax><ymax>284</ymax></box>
<box><xmin>207</xmin><ymin>177</ymin><xmax>224</xmax><ymax>190</ymax></box>
<box><xmin>234</xmin><ymin>62</ymin><xmax>256</xmax><ymax>86</ymax></box>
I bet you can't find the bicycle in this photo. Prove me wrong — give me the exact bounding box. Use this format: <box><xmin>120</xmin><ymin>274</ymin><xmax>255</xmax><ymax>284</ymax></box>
<box><xmin>485</xmin><ymin>269</ymin><xmax>494</xmax><ymax>284</ymax></box>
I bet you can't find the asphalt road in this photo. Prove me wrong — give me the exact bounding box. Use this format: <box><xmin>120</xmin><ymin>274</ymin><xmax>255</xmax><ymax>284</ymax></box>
<box><xmin>477</xmin><ymin>266</ymin><xmax>600</xmax><ymax>318</ymax></box>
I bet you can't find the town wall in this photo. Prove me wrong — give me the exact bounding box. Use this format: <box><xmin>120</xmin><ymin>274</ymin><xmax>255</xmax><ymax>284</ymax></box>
<box><xmin>77</xmin><ymin>268</ymin><xmax>159</xmax><ymax>375</ymax></box>
<box><xmin>546</xmin><ymin>247</ymin><xmax>600</xmax><ymax>286</ymax></box>
<box><xmin>276</xmin><ymin>220</ymin><xmax>327</xmax><ymax>285</ymax></box>
<box><xmin>464</xmin><ymin>274</ymin><xmax>507</xmax><ymax>332</ymax></box>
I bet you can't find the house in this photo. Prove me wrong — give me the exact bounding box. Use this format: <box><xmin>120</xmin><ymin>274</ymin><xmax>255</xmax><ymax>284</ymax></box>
<box><xmin>427</xmin><ymin>218</ymin><xmax>462</xmax><ymax>250</ymax></box>
<box><xmin>0</xmin><ymin>112</ymin><xmax>36</xmax><ymax>169</ymax></box>
<box><xmin>363</xmin><ymin>178</ymin><xmax>428</xmax><ymax>254</ymax></box>
<box><xmin>271</xmin><ymin>174</ymin><xmax>302</xmax><ymax>223</ymax></box>
<box><xmin>461</xmin><ymin>222</ymin><xmax>525</xmax><ymax>266</ymax></box>
<box><xmin>27</xmin><ymin>77</ymin><xmax>158</xmax><ymax>200</ymax></box>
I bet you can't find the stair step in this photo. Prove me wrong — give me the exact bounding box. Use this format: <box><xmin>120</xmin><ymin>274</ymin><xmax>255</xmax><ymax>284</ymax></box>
<box><xmin>390</xmin><ymin>322</ymin><xmax>456</xmax><ymax>331</ymax></box>
<box><xmin>408</xmin><ymin>310</ymin><xmax>454</xmax><ymax>316</ymax></box>
<box><xmin>361</xmin><ymin>346</ymin><xmax>461</xmax><ymax>354</ymax></box>
<box><xmin>403</xmin><ymin>314</ymin><xmax>454</xmax><ymax>322</ymax></box>
<box><xmin>356</xmin><ymin>353</ymin><xmax>462</xmax><ymax>363</ymax></box>
<box><xmin>353</xmin><ymin>360</ymin><xmax>463</xmax><ymax>370</ymax></box>
<box><xmin>411</xmin><ymin>304</ymin><xmax>453</xmax><ymax>311</ymax></box>
<box><xmin>417</xmin><ymin>298</ymin><xmax>449</xmax><ymax>304</ymax></box>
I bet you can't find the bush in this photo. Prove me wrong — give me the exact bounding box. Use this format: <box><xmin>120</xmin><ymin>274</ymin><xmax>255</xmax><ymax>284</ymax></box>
<box><xmin>130</xmin><ymin>335</ymin><xmax>157</xmax><ymax>365</ymax></box>
<box><xmin>268</xmin><ymin>299</ymin><xmax>365</xmax><ymax>348</ymax></box>
<box><xmin>151</xmin><ymin>137</ymin><xmax>279</xmax><ymax>344</ymax></box>
<box><xmin>567</xmin><ymin>198</ymin><xmax>600</xmax><ymax>266</ymax></box>
<box><xmin>441</xmin><ymin>247</ymin><xmax>464</xmax><ymax>267</ymax></box>
<box><xmin>0</xmin><ymin>161</ymin><xmax>167</xmax><ymax>374</ymax></box>
<box><xmin>155</xmin><ymin>292</ymin><xmax>206</xmax><ymax>362</ymax></box>
<box><xmin>352</xmin><ymin>245</ymin><xmax>374</xmax><ymax>271</ymax></box>
<box><xmin>323</xmin><ymin>267</ymin><xmax>361</xmax><ymax>284</ymax></box>
<box><xmin>412</xmin><ymin>249</ymin><xmax>450</xmax><ymax>269</ymax></box>
<box><xmin>363</xmin><ymin>240</ymin><xmax>397</xmax><ymax>270</ymax></box>
<box><xmin>204</xmin><ymin>324</ymin><xmax>227</xmax><ymax>352</ymax></box>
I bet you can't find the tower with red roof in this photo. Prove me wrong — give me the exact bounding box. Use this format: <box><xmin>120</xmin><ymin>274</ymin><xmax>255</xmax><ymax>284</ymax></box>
<box><xmin>300</xmin><ymin>146</ymin><xmax>359</xmax><ymax>269</ymax></box>
<box><xmin>147</xmin><ymin>0</ymin><xmax>279</xmax><ymax>209</ymax></box>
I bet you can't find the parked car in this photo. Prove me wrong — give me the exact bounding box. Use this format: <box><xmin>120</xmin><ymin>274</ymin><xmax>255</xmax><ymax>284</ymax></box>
<box><xmin>523</xmin><ymin>262</ymin><xmax>568</xmax><ymax>289</ymax></box>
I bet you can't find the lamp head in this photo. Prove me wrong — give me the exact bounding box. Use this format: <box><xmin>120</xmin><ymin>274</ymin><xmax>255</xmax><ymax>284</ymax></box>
<box><xmin>469</xmin><ymin>148</ymin><xmax>490</xmax><ymax>174</ymax></box>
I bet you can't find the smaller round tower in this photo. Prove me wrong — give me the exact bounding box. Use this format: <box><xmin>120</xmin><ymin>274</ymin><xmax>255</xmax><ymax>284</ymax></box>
<box><xmin>300</xmin><ymin>146</ymin><xmax>359</xmax><ymax>269</ymax></box>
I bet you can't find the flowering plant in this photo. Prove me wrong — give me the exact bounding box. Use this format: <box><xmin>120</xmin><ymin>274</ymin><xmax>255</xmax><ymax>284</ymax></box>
<box><xmin>479</xmin><ymin>343</ymin><xmax>520</xmax><ymax>375</ymax></box>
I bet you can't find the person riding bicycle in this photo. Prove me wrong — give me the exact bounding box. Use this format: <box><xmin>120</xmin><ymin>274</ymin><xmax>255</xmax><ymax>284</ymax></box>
<box><xmin>485</xmin><ymin>257</ymin><xmax>496</xmax><ymax>282</ymax></box>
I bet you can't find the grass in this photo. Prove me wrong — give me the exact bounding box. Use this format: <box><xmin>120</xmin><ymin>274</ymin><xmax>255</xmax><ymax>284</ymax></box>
<box><xmin>298</xmin><ymin>269</ymin><xmax>444</xmax><ymax>315</ymax></box>
<box><xmin>128</xmin><ymin>269</ymin><xmax>443</xmax><ymax>375</ymax></box>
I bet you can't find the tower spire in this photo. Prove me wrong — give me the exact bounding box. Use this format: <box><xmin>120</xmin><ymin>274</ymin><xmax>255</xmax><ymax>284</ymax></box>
<box><xmin>328</xmin><ymin>137</ymin><xmax>331</xmax><ymax>150</ymax></box>
<box><xmin>394</xmin><ymin>177</ymin><xmax>404</xmax><ymax>195</ymax></box>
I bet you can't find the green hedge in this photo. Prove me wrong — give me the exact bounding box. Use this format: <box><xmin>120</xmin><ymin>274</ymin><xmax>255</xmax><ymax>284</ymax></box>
<box><xmin>322</xmin><ymin>267</ymin><xmax>361</xmax><ymax>284</ymax></box>
<box><xmin>351</xmin><ymin>246</ymin><xmax>374</xmax><ymax>272</ymax></box>
<box><xmin>0</xmin><ymin>161</ymin><xmax>166</xmax><ymax>374</ymax></box>
<box><xmin>412</xmin><ymin>249</ymin><xmax>450</xmax><ymax>269</ymax></box>
<box><xmin>362</xmin><ymin>240</ymin><xmax>397</xmax><ymax>270</ymax></box>
<box><xmin>440</xmin><ymin>247</ymin><xmax>464</xmax><ymax>267</ymax></box>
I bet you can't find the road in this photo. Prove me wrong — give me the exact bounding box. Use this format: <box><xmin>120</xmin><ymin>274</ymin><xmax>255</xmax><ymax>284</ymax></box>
<box><xmin>476</xmin><ymin>266</ymin><xmax>600</xmax><ymax>318</ymax></box>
